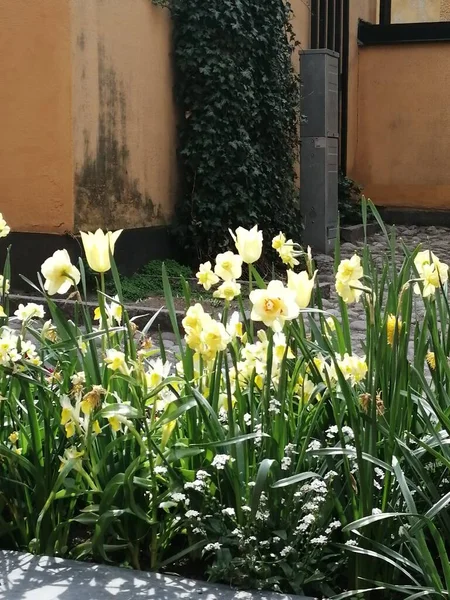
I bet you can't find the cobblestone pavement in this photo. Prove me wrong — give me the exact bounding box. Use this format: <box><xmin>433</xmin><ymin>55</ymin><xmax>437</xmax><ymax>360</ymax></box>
<box><xmin>316</xmin><ymin>224</ymin><xmax>450</xmax><ymax>357</ymax></box>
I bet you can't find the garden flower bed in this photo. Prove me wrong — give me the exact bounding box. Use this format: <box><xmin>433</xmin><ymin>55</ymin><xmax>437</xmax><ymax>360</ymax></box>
<box><xmin>0</xmin><ymin>202</ymin><xmax>449</xmax><ymax>599</ymax></box>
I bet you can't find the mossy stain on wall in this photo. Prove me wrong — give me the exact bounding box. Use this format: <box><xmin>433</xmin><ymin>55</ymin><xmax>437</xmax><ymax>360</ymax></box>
<box><xmin>75</xmin><ymin>41</ymin><xmax>162</xmax><ymax>231</ymax></box>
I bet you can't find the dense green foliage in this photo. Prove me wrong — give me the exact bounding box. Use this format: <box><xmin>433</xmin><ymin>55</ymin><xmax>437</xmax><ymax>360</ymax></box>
<box><xmin>338</xmin><ymin>172</ymin><xmax>367</xmax><ymax>226</ymax></box>
<box><xmin>106</xmin><ymin>260</ymin><xmax>192</xmax><ymax>301</ymax></box>
<box><xmin>154</xmin><ymin>0</ymin><xmax>301</xmax><ymax>262</ymax></box>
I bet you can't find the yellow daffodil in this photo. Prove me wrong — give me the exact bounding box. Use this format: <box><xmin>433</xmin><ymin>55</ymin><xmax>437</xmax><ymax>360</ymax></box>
<box><xmin>272</xmin><ymin>232</ymin><xmax>286</xmax><ymax>250</ymax></box>
<box><xmin>213</xmin><ymin>280</ymin><xmax>241</xmax><ymax>301</ymax></box>
<box><xmin>104</xmin><ymin>349</ymin><xmax>131</xmax><ymax>376</ymax></box>
<box><xmin>230</xmin><ymin>225</ymin><xmax>263</xmax><ymax>264</ymax></box>
<box><xmin>0</xmin><ymin>213</ymin><xmax>10</xmax><ymax>238</ymax></box>
<box><xmin>254</xmin><ymin>374</ymin><xmax>264</xmax><ymax>390</ymax></box>
<box><xmin>278</xmin><ymin>241</ymin><xmax>299</xmax><ymax>269</ymax></box>
<box><xmin>8</xmin><ymin>431</ymin><xmax>18</xmax><ymax>444</ymax></box>
<box><xmin>80</xmin><ymin>229</ymin><xmax>122</xmax><ymax>273</ymax></box>
<box><xmin>414</xmin><ymin>250</ymin><xmax>447</xmax><ymax>280</ymax></box>
<box><xmin>108</xmin><ymin>416</ymin><xmax>121</xmax><ymax>432</ymax></box>
<box><xmin>325</xmin><ymin>316</ymin><xmax>336</xmax><ymax>332</ymax></box>
<box><xmin>0</xmin><ymin>306</ymin><xmax>6</xmax><ymax>318</ymax></box>
<box><xmin>273</xmin><ymin>332</ymin><xmax>295</xmax><ymax>362</ymax></box>
<box><xmin>337</xmin><ymin>353</ymin><xmax>368</xmax><ymax>385</ymax></box>
<box><xmin>335</xmin><ymin>255</ymin><xmax>365</xmax><ymax>304</ymax></box>
<box><xmin>146</xmin><ymin>358</ymin><xmax>171</xmax><ymax>389</ymax></box>
<box><xmin>182</xmin><ymin>303</ymin><xmax>208</xmax><ymax>333</ymax></box>
<box><xmin>41</xmin><ymin>249</ymin><xmax>81</xmax><ymax>296</ymax></box>
<box><xmin>65</xmin><ymin>421</ymin><xmax>76</xmax><ymax>438</ymax></box>
<box><xmin>80</xmin><ymin>385</ymin><xmax>105</xmax><ymax>415</ymax></box>
<box><xmin>201</xmin><ymin>319</ymin><xmax>231</xmax><ymax>355</ymax></box>
<box><xmin>413</xmin><ymin>251</ymin><xmax>448</xmax><ymax>297</ymax></box>
<box><xmin>59</xmin><ymin>447</ymin><xmax>84</xmax><ymax>472</ymax></box>
<box><xmin>41</xmin><ymin>320</ymin><xmax>58</xmax><ymax>342</ymax></box>
<box><xmin>0</xmin><ymin>275</ymin><xmax>10</xmax><ymax>295</ymax></box>
<box><xmin>249</xmin><ymin>280</ymin><xmax>299</xmax><ymax>332</ymax></box>
<box><xmin>386</xmin><ymin>314</ymin><xmax>401</xmax><ymax>346</ymax></box>
<box><xmin>92</xmin><ymin>420</ymin><xmax>102</xmax><ymax>435</ymax></box>
<box><xmin>214</xmin><ymin>251</ymin><xmax>242</xmax><ymax>281</ymax></box>
<box><xmin>287</xmin><ymin>269</ymin><xmax>317</xmax><ymax>309</ymax></box>
<box><xmin>60</xmin><ymin>396</ymin><xmax>74</xmax><ymax>426</ymax></box>
<box><xmin>196</xmin><ymin>261</ymin><xmax>219</xmax><ymax>291</ymax></box>
<box><xmin>94</xmin><ymin>296</ymin><xmax>123</xmax><ymax>325</ymax></box>
<box><xmin>426</xmin><ymin>351</ymin><xmax>436</xmax><ymax>370</ymax></box>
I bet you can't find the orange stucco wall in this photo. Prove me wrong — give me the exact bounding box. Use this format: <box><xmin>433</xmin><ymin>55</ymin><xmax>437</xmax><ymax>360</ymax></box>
<box><xmin>0</xmin><ymin>0</ymin><xmax>74</xmax><ymax>234</ymax></box>
<box><xmin>352</xmin><ymin>43</ymin><xmax>450</xmax><ymax>210</ymax></box>
<box><xmin>347</xmin><ymin>0</ymin><xmax>378</xmax><ymax>174</ymax></box>
<box><xmin>292</xmin><ymin>0</ymin><xmax>311</xmax><ymax>51</ymax></box>
<box><xmin>70</xmin><ymin>0</ymin><xmax>177</xmax><ymax>232</ymax></box>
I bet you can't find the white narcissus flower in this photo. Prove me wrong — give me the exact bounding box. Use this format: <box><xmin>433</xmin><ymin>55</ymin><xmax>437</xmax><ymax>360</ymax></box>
<box><xmin>14</xmin><ymin>302</ymin><xmax>45</xmax><ymax>322</ymax></box>
<box><xmin>287</xmin><ymin>269</ymin><xmax>317</xmax><ymax>309</ymax></box>
<box><xmin>226</xmin><ymin>311</ymin><xmax>244</xmax><ymax>339</ymax></box>
<box><xmin>249</xmin><ymin>280</ymin><xmax>299</xmax><ymax>332</ymax></box>
<box><xmin>0</xmin><ymin>328</ymin><xmax>21</xmax><ymax>365</ymax></box>
<box><xmin>0</xmin><ymin>213</ymin><xmax>10</xmax><ymax>238</ymax></box>
<box><xmin>41</xmin><ymin>250</ymin><xmax>81</xmax><ymax>296</ymax></box>
<box><xmin>214</xmin><ymin>251</ymin><xmax>242</xmax><ymax>281</ymax></box>
<box><xmin>80</xmin><ymin>229</ymin><xmax>122</xmax><ymax>273</ymax></box>
<box><xmin>230</xmin><ymin>225</ymin><xmax>263</xmax><ymax>264</ymax></box>
<box><xmin>213</xmin><ymin>280</ymin><xmax>241</xmax><ymax>301</ymax></box>
<box><xmin>196</xmin><ymin>261</ymin><xmax>219</xmax><ymax>291</ymax></box>
<box><xmin>104</xmin><ymin>349</ymin><xmax>131</xmax><ymax>376</ymax></box>
<box><xmin>94</xmin><ymin>295</ymin><xmax>122</xmax><ymax>325</ymax></box>
<box><xmin>273</xmin><ymin>332</ymin><xmax>295</xmax><ymax>362</ymax></box>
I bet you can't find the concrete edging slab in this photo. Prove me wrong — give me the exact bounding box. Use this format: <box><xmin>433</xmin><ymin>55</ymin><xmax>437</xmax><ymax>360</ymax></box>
<box><xmin>0</xmin><ymin>551</ymin><xmax>315</xmax><ymax>600</ymax></box>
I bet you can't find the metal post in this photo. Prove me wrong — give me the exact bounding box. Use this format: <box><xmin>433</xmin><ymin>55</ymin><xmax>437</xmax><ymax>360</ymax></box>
<box><xmin>379</xmin><ymin>0</ymin><xmax>392</xmax><ymax>25</ymax></box>
<box><xmin>300</xmin><ymin>50</ymin><xmax>340</xmax><ymax>254</ymax></box>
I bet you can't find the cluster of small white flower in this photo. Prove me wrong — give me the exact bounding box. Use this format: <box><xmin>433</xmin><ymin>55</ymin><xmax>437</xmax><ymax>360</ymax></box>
<box><xmin>374</xmin><ymin>467</ymin><xmax>385</xmax><ymax>491</ymax></box>
<box><xmin>204</xmin><ymin>542</ymin><xmax>222</xmax><ymax>553</ymax></box>
<box><xmin>280</xmin><ymin>443</ymin><xmax>298</xmax><ymax>471</ymax></box>
<box><xmin>153</xmin><ymin>465</ymin><xmax>168</xmax><ymax>476</ymax></box>
<box><xmin>211</xmin><ymin>453</ymin><xmax>235</xmax><ymax>470</ymax></box>
<box><xmin>308</xmin><ymin>440</ymin><xmax>322</xmax><ymax>451</ymax></box>
<box><xmin>268</xmin><ymin>398</ymin><xmax>281</xmax><ymax>415</ymax></box>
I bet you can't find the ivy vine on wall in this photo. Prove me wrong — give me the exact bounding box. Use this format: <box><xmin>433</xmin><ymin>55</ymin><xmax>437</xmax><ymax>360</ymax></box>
<box><xmin>153</xmin><ymin>0</ymin><xmax>301</xmax><ymax>262</ymax></box>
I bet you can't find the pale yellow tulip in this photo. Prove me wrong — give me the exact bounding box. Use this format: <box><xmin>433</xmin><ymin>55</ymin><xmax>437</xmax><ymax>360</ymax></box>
<box><xmin>80</xmin><ymin>228</ymin><xmax>123</xmax><ymax>273</ymax></box>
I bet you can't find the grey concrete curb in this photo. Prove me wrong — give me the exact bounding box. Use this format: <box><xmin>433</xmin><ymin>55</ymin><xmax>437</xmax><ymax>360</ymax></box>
<box><xmin>0</xmin><ymin>551</ymin><xmax>315</xmax><ymax>600</ymax></box>
<box><xmin>340</xmin><ymin>223</ymin><xmax>379</xmax><ymax>243</ymax></box>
